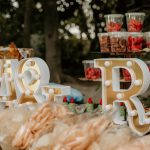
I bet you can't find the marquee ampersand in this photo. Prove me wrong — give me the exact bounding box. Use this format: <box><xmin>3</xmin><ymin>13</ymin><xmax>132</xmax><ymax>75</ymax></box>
<box><xmin>94</xmin><ymin>58</ymin><xmax>150</xmax><ymax>135</ymax></box>
<box><xmin>14</xmin><ymin>58</ymin><xmax>50</xmax><ymax>104</ymax></box>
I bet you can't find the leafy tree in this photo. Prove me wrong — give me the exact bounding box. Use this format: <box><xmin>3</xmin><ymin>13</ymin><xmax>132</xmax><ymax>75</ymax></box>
<box><xmin>0</xmin><ymin>0</ymin><xmax>150</xmax><ymax>82</ymax></box>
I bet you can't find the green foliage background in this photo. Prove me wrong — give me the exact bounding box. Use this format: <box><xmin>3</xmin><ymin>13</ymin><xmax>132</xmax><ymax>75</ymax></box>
<box><xmin>0</xmin><ymin>0</ymin><xmax>150</xmax><ymax>76</ymax></box>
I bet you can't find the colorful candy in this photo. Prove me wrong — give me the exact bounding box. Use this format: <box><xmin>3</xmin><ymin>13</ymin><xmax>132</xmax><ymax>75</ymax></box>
<box><xmin>122</xmin><ymin>69</ymin><xmax>131</xmax><ymax>81</ymax></box>
<box><xmin>127</xmin><ymin>19</ymin><xmax>143</xmax><ymax>32</ymax></box>
<box><xmin>63</xmin><ymin>96</ymin><xmax>68</xmax><ymax>106</ymax></box>
<box><xmin>127</xmin><ymin>33</ymin><xmax>144</xmax><ymax>52</ymax></box>
<box><xmin>83</xmin><ymin>60</ymin><xmax>101</xmax><ymax>80</ymax></box>
<box><xmin>104</xmin><ymin>14</ymin><xmax>123</xmax><ymax>32</ymax></box>
<box><xmin>110</xmin><ymin>32</ymin><xmax>127</xmax><ymax>52</ymax></box>
<box><xmin>63</xmin><ymin>96</ymin><xmax>67</xmax><ymax>102</ymax></box>
<box><xmin>119</xmin><ymin>102</ymin><xmax>126</xmax><ymax>117</ymax></box>
<box><xmin>126</xmin><ymin>13</ymin><xmax>145</xmax><ymax>32</ymax></box>
<box><xmin>107</xmin><ymin>22</ymin><xmax>122</xmax><ymax>32</ymax></box>
<box><xmin>85</xmin><ymin>68</ymin><xmax>101</xmax><ymax>79</ymax></box>
<box><xmin>99</xmin><ymin>33</ymin><xmax>110</xmax><ymax>52</ymax></box>
<box><xmin>86</xmin><ymin>98</ymin><xmax>94</xmax><ymax>113</ymax></box>
<box><xmin>68</xmin><ymin>98</ymin><xmax>76</xmax><ymax>112</ymax></box>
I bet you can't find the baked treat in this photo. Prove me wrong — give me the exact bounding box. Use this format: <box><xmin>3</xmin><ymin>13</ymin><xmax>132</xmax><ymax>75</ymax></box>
<box><xmin>0</xmin><ymin>106</ymin><xmax>35</xmax><ymax>150</ymax></box>
<box><xmin>12</xmin><ymin>102</ymin><xmax>73</xmax><ymax>149</ymax></box>
<box><xmin>50</xmin><ymin>115</ymin><xmax>111</xmax><ymax>150</ymax></box>
<box><xmin>116</xmin><ymin>135</ymin><xmax>150</xmax><ymax>150</ymax></box>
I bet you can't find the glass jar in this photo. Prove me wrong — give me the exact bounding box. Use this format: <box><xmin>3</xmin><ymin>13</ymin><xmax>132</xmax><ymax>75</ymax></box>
<box><xmin>125</xmin><ymin>12</ymin><xmax>145</xmax><ymax>32</ymax></box>
<box><xmin>127</xmin><ymin>32</ymin><xmax>144</xmax><ymax>52</ymax></box>
<box><xmin>98</xmin><ymin>33</ymin><xmax>110</xmax><ymax>53</ymax></box>
<box><xmin>82</xmin><ymin>60</ymin><xmax>101</xmax><ymax>79</ymax></box>
<box><xmin>104</xmin><ymin>14</ymin><xmax>124</xmax><ymax>32</ymax></box>
<box><xmin>144</xmin><ymin>32</ymin><xmax>150</xmax><ymax>48</ymax></box>
<box><xmin>109</xmin><ymin>32</ymin><xmax>127</xmax><ymax>52</ymax></box>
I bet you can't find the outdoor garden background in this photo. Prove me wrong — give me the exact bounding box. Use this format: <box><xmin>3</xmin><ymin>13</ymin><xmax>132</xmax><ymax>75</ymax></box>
<box><xmin>0</xmin><ymin>0</ymin><xmax>150</xmax><ymax>103</ymax></box>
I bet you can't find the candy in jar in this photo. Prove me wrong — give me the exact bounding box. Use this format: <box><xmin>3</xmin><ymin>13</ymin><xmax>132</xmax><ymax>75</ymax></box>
<box><xmin>144</xmin><ymin>32</ymin><xmax>150</xmax><ymax>48</ymax></box>
<box><xmin>82</xmin><ymin>60</ymin><xmax>101</xmax><ymax>80</ymax></box>
<box><xmin>127</xmin><ymin>32</ymin><xmax>144</xmax><ymax>52</ymax></box>
<box><xmin>104</xmin><ymin>14</ymin><xmax>123</xmax><ymax>32</ymax></box>
<box><xmin>109</xmin><ymin>32</ymin><xmax>127</xmax><ymax>52</ymax></box>
<box><xmin>98</xmin><ymin>33</ymin><xmax>110</xmax><ymax>52</ymax></box>
<box><xmin>125</xmin><ymin>12</ymin><xmax>145</xmax><ymax>32</ymax></box>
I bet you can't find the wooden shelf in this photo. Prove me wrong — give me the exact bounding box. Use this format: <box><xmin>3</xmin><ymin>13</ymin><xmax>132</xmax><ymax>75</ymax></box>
<box><xmin>79</xmin><ymin>78</ymin><xmax>131</xmax><ymax>83</ymax></box>
<box><xmin>120</xmin><ymin>79</ymin><xmax>131</xmax><ymax>83</ymax></box>
<box><xmin>78</xmin><ymin>77</ymin><xmax>101</xmax><ymax>82</ymax></box>
<box><xmin>89</xmin><ymin>50</ymin><xmax>150</xmax><ymax>56</ymax></box>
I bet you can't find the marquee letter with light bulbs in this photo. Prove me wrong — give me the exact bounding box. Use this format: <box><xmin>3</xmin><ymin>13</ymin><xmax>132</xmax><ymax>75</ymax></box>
<box><xmin>94</xmin><ymin>58</ymin><xmax>150</xmax><ymax>135</ymax></box>
<box><xmin>0</xmin><ymin>58</ymin><xmax>70</xmax><ymax>106</ymax></box>
<box><xmin>14</xmin><ymin>58</ymin><xmax>50</xmax><ymax>104</ymax></box>
<box><xmin>41</xmin><ymin>85</ymin><xmax>71</xmax><ymax>103</ymax></box>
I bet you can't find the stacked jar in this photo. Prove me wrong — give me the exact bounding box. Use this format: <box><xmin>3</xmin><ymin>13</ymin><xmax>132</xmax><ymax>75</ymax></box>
<box><xmin>144</xmin><ymin>32</ymin><xmax>150</xmax><ymax>49</ymax></box>
<box><xmin>106</xmin><ymin>14</ymin><xmax>127</xmax><ymax>53</ymax></box>
<box><xmin>98</xmin><ymin>33</ymin><xmax>110</xmax><ymax>52</ymax></box>
<box><xmin>98</xmin><ymin>12</ymin><xmax>147</xmax><ymax>53</ymax></box>
<box><xmin>126</xmin><ymin>13</ymin><xmax>145</xmax><ymax>52</ymax></box>
<box><xmin>82</xmin><ymin>60</ymin><xmax>101</xmax><ymax>80</ymax></box>
<box><xmin>99</xmin><ymin>14</ymin><xmax>127</xmax><ymax>53</ymax></box>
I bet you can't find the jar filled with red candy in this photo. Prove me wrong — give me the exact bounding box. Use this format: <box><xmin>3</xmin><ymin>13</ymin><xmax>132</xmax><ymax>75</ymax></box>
<box><xmin>125</xmin><ymin>12</ymin><xmax>145</xmax><ymax>32</ymax></box>
<box><xmin>144</xmin><ymin>32</ymin><xmax>150</xmax><ymax>48</ymax></box>
<box><xmin>98</xmin><ymin>33</ymin><xmax>110</xmax><ymax>52</ymax></box>
<box><xmin>127</xmin><ymin>32</ymin><xmax>144</xmax><ymax>52</ymax></box>
<box><xmin>109</xmin><ymin>32</ymin><xmax>127</xmax><ymax>52</ymax></box>
<box><xmin>82</xmin><ymin>60</ymin><xmax>101</xmax><ymax>80</ymax></box>
<box><xmin>104</xmin><ymin>14</ymin><xmax>124</xmax><ymax>32</ymax></box>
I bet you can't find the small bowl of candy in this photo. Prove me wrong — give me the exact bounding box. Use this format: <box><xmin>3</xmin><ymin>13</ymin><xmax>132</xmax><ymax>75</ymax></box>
<box><xmin>104</xmin><ymin>14</ymin><xmax>124</xmax><ymax>32</ymax></box>
<box><xmin>82</xmin><ymin>60</ymin><xmax>101</xmax><ymax>80</ymax></box>
<box><xmin>98</xmin><ymin>33</ymin><xmax>111</xmax><ymax>53</ymax></box>
<box><xmin>127</xmin><ymin>32</ymin><xmax>144</xmax><ymax>52</ymax></box>
<box><xmin>144</xmin><ymin>32</ymin><xmax>150</xmax><ymax>48</ymax></box>
<box><xmin>125</xmin><ymin>12</ymin><xmax>145</xmax><ymax>32</ymax></box>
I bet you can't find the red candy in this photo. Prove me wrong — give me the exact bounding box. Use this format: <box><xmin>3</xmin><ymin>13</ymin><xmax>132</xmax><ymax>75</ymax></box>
<box><xmin>99</xmin><ymin>99</ymin><xmax>102</xmax><ymax>105</ymax></box>
<box><xmin>70</xmin><ymin>98</ymin><xmax>75</xmax><ymax>103</ymax></box>
<box><xmin>128</xmin><ymin>19</ymin><xmax>143</xmax><ymax>32</ymax></box>
<box><xmin>107</xmin><ymin>22</ymin><xmax>122</xmax><ymax>32</ymax></box>
<box><xmin>63</xmin><ymin>96</ymin><xmax>67</xmax><ymax>102</ymax></box>
<box><xmin>122</xmin><ymin>69</ymin><xmax>131</xmax><ymax>81</ymax></box>
<box><xmin>127</xmin><ymin>35</ymin><xmax>143</xmax><ymax>52</ymax></box>
<box><xmin>119</xmin><ymin>102</ymin><xmax>124</xmax><ymax>106</ymax></box>
<box><xmin>85</xmin><ymin>68</ymin><xmax>101</xmax><ymax>79</ymax></box>
<box><xmin>88</xmin><ymin>98</ymin><xmax>93</xmax><ymax>103</ymax></box>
